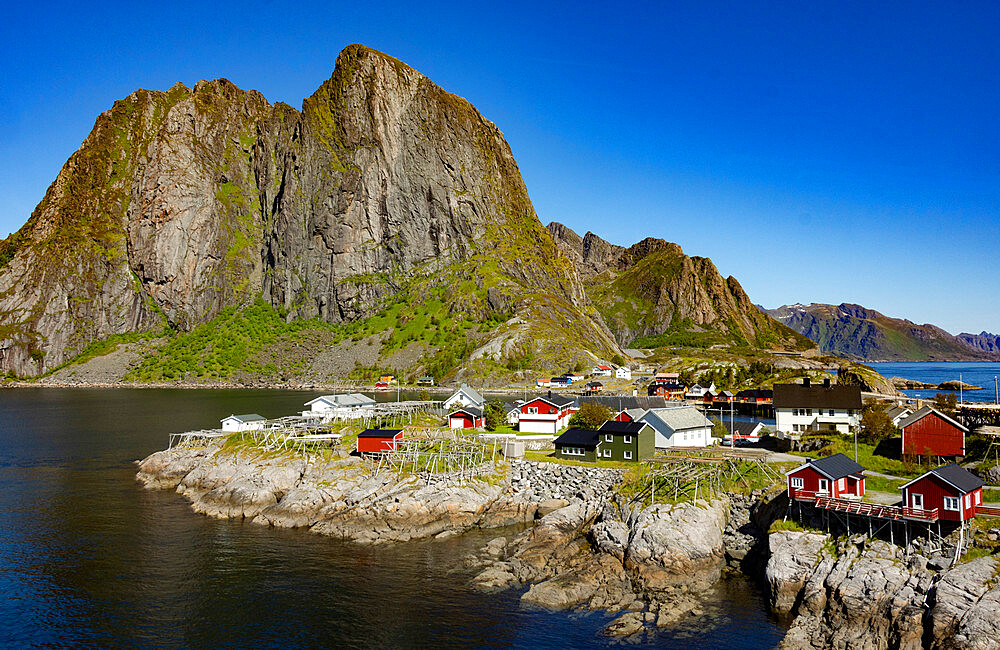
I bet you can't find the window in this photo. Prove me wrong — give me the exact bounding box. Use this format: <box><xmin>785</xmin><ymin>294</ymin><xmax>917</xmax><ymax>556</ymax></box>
<box><xmin>848</xmin><ymin>410</ymin><xmax>854</xmax><ymax>416</ymax></box>
<box><xmin>943</xmin><ymin>497</ymin><xmax>959</xmax><ymax>511</ymax></box>
<box><xmin>818</xmin><ymin>479</ymin><xmax>829</xmax><ymax>493</ymax></box>
<box><xmin>623</xmin><ymin>435</ymin><xmax>632</xmax><ymax>444</ymax></box>
<box><xmin>911</xmin><ymin>493</ymin><xmax>923</xmax><ymax>509</ymax></box>
<box><xmin>624</xmin><ymin>450</ymin><xmax>633</xmax><ymax>460</ymax></box>
<box><xmin>605</xmin><ymin>434</ymin><xmax>614</xmax><ymax>442</ymax></box>
<box><xmin>965</xmin><ymin>494</ymin><xmax>972</xmax><ymax>508</ymax></box>
<box><xmin>792</xmin><ymin>409</ymin><xmax>798</xmax><ymax>416</ymax></box>
<box><xmin>829</xmin><ymin>409</ymin><xmax>835</xmax><ymax>416</ymax></box>
<box><xmin>790</xmin><ymin>477</ymin><xmax>804</xmax><ymax>488</ymax></box>
<box><xmin>838</xmin><ymin>478</ymin><xmax>845</xmax><ymax>490</ymax></box>
<box><xmin>527</xmin><ymin>407</ymin><xmax>538</xmax><ymax>415</ymax></box>
<box><xmin>975</xmin><ymin>492</ymin><xmax>982</xmax><ymax>505</ymax></box>
<box><xmin>603</xmin><ymin>449</ymin><xmax>611</xmax><ymax>458</ymax></box>
<box><xmin>806</xmin><ymin>409</ymin><xmax>812</xmax><ymax>416</ymax></box>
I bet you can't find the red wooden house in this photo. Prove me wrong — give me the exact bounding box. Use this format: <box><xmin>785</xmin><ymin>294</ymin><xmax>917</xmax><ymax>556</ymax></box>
<box><xmin>786</xmin><ymin>453</ymin><xmax>866</xmax><ymax>501</ymax></box>
<box><xmin>519</xmin><ymin>394</ymin><xmax>574</xmax><ymax>434</ymax></box>
<box><xmin>614</xmin><ymin>408</ymin><xmax>647</xmax><ymax>423</ymax></box>
<box><xmin>357</xmin><ymin>429</ymin><xmax>404</xmax><ymax>454</ymax></box>
<box><xmin>900</xmin><ymin>464</ymin><xmax>984</xmax><ymax>522</ymax></box>
<box><xmin>448</xmin><ymin>407</ymin><xmax>483</xmax><ymax>429</ymax></box>
<box><xmin>898</xmin><ymin>407</ymin><xmax>969</xmax><ymax>459</ymax></box>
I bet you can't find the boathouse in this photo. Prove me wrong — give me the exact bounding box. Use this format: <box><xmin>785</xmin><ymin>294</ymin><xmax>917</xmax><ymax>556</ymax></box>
<box><xmin>552</xmin><ymin>428</ymin><xmax>601</xmax><ymax>462</ymax></box>
<box><xmin>900</xmin><ymin>464</ymin><xmax>983</xmax><ymax>522</ymax></box>
<box><xmin>447</xmin><ymin>407</ymin><xmax>483</xmax><ymax>429</ymax></box>
<box><xmin>356</xmin><ymin>429</ymin><xmax>404</xmax><ymax>454</ymax></box>
<box><xmin>519</xmin><ymin>394</ymin><xmax>574</xmax><ymax>434</ymax></box>
<box><xmin>596</xmin><ymin>421</ymin><xmax>655</xmax><ymax>462</ymax></box>
<box><xmin>898</xmin><ymin>407</ymin><xmax>968</xmax><ymax>459</ymax></box>
<box><xmin>220</xmin><ymin>414</ymin><xmax>266</xmax><ymax>432</ymax></box>
<box><xmin>786</xmin><ymin>453</ymin><xmax>866</xmax><ymax>501</ymax></box>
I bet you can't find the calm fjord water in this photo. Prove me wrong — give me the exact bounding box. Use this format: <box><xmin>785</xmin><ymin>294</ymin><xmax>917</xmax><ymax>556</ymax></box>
<box><xmin>0</xmin><ymin>388</ymin><xmax>784</xmax><ymax>648</ymax></box>
<box><xmin>871</xmin><ymin>362</ymin><xmax>1000</xmax><ymax>402</ymax></box>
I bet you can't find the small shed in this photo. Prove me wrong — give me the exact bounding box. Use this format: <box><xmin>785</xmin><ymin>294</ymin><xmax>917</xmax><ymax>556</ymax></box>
<box><xmin>357</xmin><ymin>429</ymin><xmax>404</xmax><ymax>454</ymax></box>
<box><xmin>448</xmin><ymin>407</ymin><xmax>483</xmax><ymax>429</ymax></box>
<box><xmin>786</xmin><ymin>453</ymin><xmax>866</xmax><ymax>501</ymax></box>
<box><xmin>900</xmin><ymin>464</ymin><xmax>984</xmax><ymax>522</ymax></box>
<box><xmin>221</xmin><ymin>414</ymin><xmax>266</xmax><ymax>432</ymax></box>
<box><xmin>553</xmin><ymin>428</ymin><xmax>601</xmax><ymax>462</ymax></box>
<box><xmin>899</xmin><ymin>407</ymin><xmax>969</xmax><ymax>459</ymax></box>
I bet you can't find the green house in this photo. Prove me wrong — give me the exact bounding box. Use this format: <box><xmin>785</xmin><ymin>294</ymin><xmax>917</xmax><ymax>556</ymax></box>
<box><xmin>552</xmin><ymin>428</ymin><xmax>601</xmax><ymax>462</ymax></box>
<box><xmin>596</xmin><ymin>421</ymin><xmax>655</xmax><ymax>462</ymax></box>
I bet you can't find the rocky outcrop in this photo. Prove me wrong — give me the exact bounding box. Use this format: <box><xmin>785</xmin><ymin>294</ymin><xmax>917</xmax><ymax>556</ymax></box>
<box><xmin>1</xmin><ymin>44</ymin><xmax>619</xmax><ymax>377</ymax></box>
<box><xmin>766</xmin><ymin>530</ymin><xmax>1000</xmax><ymax>649</ymax></box>
<box><xmin>548</xmin><ymin>222</ymin><xmax>813</xmax><ymax>351</ymax></box>
<box><xmin>837</xmin><ymin>363</ymin><xmax>901</xmax><ymax>396</ymax></box>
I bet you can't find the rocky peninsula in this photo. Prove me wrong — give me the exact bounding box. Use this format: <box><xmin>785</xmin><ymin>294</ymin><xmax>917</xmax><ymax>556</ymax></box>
<box><xmin>137</xmin><ymin>442</ymin><xmax>1000</xmax><ymax>646</ymax></box>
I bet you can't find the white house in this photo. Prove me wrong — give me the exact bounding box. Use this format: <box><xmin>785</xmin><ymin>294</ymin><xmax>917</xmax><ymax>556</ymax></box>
<box><xmin>885</xmin><ymin>405</ymin><xmax>914</xmax><ymax>427</ymax></box>
<box><xmin>221</xmin><ymin>414</ymin><xmax>267</xmax><ymax>432</ymax></box>
<box><xmin>592</xmin><ymin>365</ymin><xmax>613</xmax><ymax>377</ymax></box>
<box><xmin>504</xmin><ymin>401</ymin><xmax>523</xmax><ymax>425</ymax></box>
<box><xmin>615</xmin><ymin>367</ymin><xmax>632</xmax><ymax>380</ymax></box>
<box><xmin>638</xmin><ymin>406</ymin><xmax>713</xmax><ymax>448</ymax></box>
<box><xmin>685</xmin><ymin>383</ymin><xmax>716</xmax><ymax>399</ymax></box>
<box><xmin>303</xmin><ymin>393</ymin><xmax>377</xmax><ymax>419</ymax></box>
<box><xmin>443</xmin><ymin>384</ymin><xmax>485</xmax><ymax>410</ymax></box>
<box><xmin>773</xmin><ymin>379</ymin><xmax>861</xmax><ymax>438</ymax></box>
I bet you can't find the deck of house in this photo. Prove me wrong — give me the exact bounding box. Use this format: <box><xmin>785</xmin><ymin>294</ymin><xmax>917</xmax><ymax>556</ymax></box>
<box><xmin>794</xmin><ymin>490</ymin><xmax>940</xmax><ymax>522</ymax></box>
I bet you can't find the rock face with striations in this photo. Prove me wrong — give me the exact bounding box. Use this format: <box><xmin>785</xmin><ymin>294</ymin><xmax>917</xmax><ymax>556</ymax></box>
<box><xmin>0</xmin><ymin>45</ymin><xmax>618</xmax><ymax>376</ymax></box>
<box><xmin>548</xmin><ymin>222</ymin><xmax>813</xmax><ymax>351</ymax></box>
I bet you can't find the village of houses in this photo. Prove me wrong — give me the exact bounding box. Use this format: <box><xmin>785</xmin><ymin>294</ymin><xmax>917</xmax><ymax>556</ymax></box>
<box><xmin>212</xmin><ymin>360</ymin><xmax>994</xmax><ymax>545</ymax></box>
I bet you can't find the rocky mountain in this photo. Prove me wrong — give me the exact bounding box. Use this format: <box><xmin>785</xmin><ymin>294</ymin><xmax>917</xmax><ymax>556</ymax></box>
<box><xmin>766</xmin><ymin>303</ymin><xmax>999</xmax><ymax>361</ymax></box>
<box><xmin>0</xmin><ymin>44</ymin><xmax>621</xmax><ymax>379</ymax></box>
<box><xmin>957</xmin><ymin>331</ymin><xmax>1000</xmax><ymax>355</ymax></box>
<box><xmin>548</xmin><ymin>223</ymin><xmax>814</xmax><ymax>352</ymax></box>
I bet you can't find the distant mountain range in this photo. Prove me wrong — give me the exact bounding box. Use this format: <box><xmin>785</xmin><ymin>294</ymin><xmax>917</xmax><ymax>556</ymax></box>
<box><xmin>766</xmin><ymin>303</ymin><xmax>1000</xmax><ymax>361</ymax></box>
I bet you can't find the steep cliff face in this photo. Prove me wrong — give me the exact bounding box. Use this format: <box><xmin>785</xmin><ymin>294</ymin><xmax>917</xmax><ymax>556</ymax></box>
<box><xmin>957</xmin><ymin>331</ymin><xmax>1000</xmax><ymax>355</ymax></box>
<box><xmin>548</xmin><ymin>223</ymin><xmax>813</xmax><ymax>351</ymax></box>
<box><xmin>767</xmin><ymin>303</ymin><xmax>998</xmax><ymax>361</ymax></box>
<box><xmin>0</xmin><ymin>45</ymin><xmax>618</xmax><ymax>377</ymax></box>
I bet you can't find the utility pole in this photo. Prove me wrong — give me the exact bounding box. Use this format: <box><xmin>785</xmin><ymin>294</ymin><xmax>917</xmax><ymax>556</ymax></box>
<box><xmin>853</xmin><ymin>425</ymin><xmax>858</xmax><ymax>463</ymax></box>
<box><xmin>995</xmin><ymin>376</ymin><xmax>998</xmax><ymax>404</ymax></box>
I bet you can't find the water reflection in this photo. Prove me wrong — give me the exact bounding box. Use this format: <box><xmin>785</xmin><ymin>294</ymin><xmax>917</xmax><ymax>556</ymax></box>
<box><xmin>0</xmin><ymin>389</ymin><xmax>785</xmax><ymax>647</ymax></box>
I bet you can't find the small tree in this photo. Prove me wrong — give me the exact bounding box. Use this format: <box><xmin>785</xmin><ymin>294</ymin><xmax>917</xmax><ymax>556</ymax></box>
<box><xmin>611</xmin><ymin>354</ymin><xmax>625</xmax><ymax>367</ymax></box>
<box><xmin>710</xmin><ymin>417</ymin><xmax>728</xmax><ymax>439</ymax></box>
<box><xmin>484</xmin><ymin>400</ymin><xmax>506</xmax><ymax>432</ymax></box>
<box><xmin>569</xmin><ymin>402</ymin><xmax>613</xmax><ymax>430</ymax></box>
<box><xmin>678</xmin><ymin>369</ymin><xmax>697</xmax><ymax>387</ymax></box>
<box><xmin>933</xmin><ymin>392</ymin><xmax>958</xmax><ymax>418</ymax></box>
<box><xmin>859</xmin><ymin>400</ymin><xmax>898</xmax><ymax>445</ymax></box>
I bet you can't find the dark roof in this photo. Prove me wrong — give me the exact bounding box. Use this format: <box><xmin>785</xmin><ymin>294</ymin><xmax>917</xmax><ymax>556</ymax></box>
<box><xmin>358</xmin><ymin>429</ymin><xmax>404</xmax><ymax>438</ymax></box>
<box><xmin>804</xmin><ymin>453</ymin><xmax>865</xmax><ymax>480</ymax></box>
<box><xmin>450</xmin><ymin>406</ymin><xmax>483</xmax><ymax>418</ymax></box>
<box><xmin>773</xmin><ymin>383</ymin><xmax>861</xmax><ymax>409</ymax></box>
<box><xmin>575</xmin><ymin>395</ymin><xmax>670</xmax><ymax>411</ymax></box>
<box><xmin>599</xmin><ymin>420</ymin><xmax>648</xmax><ymax>435</ymax></box>
<box><xmin>529</xmin><ymin>394</ymin><xmax>575</xmax><ymax>407</ymax></box>
<box><xmin>725</xmin><ymin>421</ymin><xmax>766</xmax><ymax>436</ymax></box>
<box><xmin>586</xmin><ymin>381</ymin><xmax>603</xmax><ymax>387</ymax></box>
<box><xmin>898</xmin><ymin>406</ymin><xmax>968</xmax><ymax>433</ymax></box>
<box><xmin>553</xmin><ymin>428</ymin><xmax>601</xmax><ymax>447</ymax></box>
<box><xmin>907</xmin><ymin>463</ymin><xmax>984</xmax><ymax>494</ymax></box>
<box><xmin>736</xmin><ymin>389</ymin><xmax>773</xmax><ymax>399</ymax></box>
<box><xmin>226</xmin><ymin>413</ymin><xmax>266</xmax><ymax>422</ymax></box>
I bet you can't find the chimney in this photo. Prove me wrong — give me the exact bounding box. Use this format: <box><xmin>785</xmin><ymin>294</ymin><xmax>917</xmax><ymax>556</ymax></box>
<box><xmin>547</xmin><ymin>390</ymin><xmax>552</xmax><ymax>399</ymax></box>
<box><xmin>824</xmin><ymin>378</ymin><xmax>831</xmax><ymax>388</ymax></box>
<box><xmin>802</xmin><ymin>377</ymin><xmax>811</xmax><ymax>387</ymax></box>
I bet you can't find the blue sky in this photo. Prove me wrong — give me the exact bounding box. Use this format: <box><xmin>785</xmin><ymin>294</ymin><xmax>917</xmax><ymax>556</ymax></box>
<box><xmin>2</xmin><ymin>1</ymin><xmax>998</xmax><ymax>333</ymax></box>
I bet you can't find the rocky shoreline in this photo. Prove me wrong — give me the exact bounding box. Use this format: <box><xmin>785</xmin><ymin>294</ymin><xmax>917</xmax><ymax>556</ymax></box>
<box><xmin>137</xmin><ymin>443</ymin><xmax>1000</xmax><ymax>646</ymax></box>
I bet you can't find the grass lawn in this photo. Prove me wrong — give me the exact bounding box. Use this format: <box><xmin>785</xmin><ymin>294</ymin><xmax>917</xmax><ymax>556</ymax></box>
<box><xmin>864</xmin><ymin>474</ymin><xmax>907</xmax><ymax>494</ymax></box>
<box><xmin>523</xmin><ymin>450</ymin><xmax>634</xmax><ymax>470</ymax></box>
